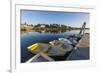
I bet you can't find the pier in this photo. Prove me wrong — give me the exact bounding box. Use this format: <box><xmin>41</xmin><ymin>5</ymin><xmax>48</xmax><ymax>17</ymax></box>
<box><xmin>75</xmin><ymin>34</ymin><xmax>89</xmax><ymax>49</ymax></box>
<box><xmin>67</xmin><ymin>34</ymin><xmax>90</xmax><ymax>60</ymax></box>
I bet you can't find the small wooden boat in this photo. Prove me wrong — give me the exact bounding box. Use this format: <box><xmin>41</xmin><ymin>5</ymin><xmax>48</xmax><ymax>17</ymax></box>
<box><xmin>27</xmin><ymin>41</ymin><xmax>73</xmax><ymax>56</ymax></box>
<box><xmin>27</xmin><ymin>43</ymin><xmax>50</xmax><ymax>54</ymax></box>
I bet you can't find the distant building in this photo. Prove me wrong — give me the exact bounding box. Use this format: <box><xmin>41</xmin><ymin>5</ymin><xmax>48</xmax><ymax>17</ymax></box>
<box><xmin>40</xmin><ymin>25</ymin><xmax>45</xmax><ymax>28</ymax></box>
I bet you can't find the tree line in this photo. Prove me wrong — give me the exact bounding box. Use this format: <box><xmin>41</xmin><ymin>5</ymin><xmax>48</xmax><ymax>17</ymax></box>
<box><xmin>21</xmin><ymin>22</ymin><xmax>89</xmax><ymax>32</ymax></box>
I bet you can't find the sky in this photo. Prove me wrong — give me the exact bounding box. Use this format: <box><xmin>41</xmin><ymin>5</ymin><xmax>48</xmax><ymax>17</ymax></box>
<box><xmin>21</xmin><ymin>10</ymin><xmax>90</xmax><ymax>28</ymax></box>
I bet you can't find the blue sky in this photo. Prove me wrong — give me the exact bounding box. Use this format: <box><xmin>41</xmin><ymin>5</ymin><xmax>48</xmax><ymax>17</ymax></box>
<box><xmin>21</xmin><ymin>10</ymin><xmax>89</xmax><ymax>28</ymax></box>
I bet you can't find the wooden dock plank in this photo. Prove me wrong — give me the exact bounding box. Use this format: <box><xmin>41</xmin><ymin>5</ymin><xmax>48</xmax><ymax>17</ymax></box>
<box><xmin>76</xmin><ymin>34</ymin><xmax>89</xmax><ymax>48</ymax></box>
